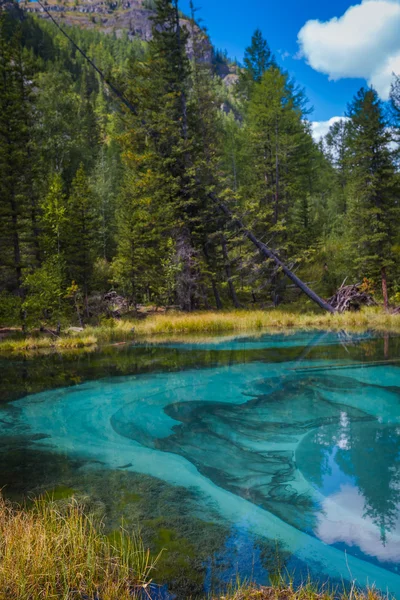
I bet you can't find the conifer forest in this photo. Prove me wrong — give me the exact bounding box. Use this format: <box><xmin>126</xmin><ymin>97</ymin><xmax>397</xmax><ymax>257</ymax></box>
<box><xmin>1</xmin><ymin>0</ymin><xmax>400</xmax><ymax>328</ymax></box>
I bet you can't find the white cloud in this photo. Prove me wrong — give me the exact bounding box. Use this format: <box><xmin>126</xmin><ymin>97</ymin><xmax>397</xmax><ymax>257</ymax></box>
<box><xmin>298</xmin><ymin>0</ymin><xmax>400</xmax><ymax>99</ymax></box>
<box><xmin>316</xmin><ymin>484</ymin><xmax>400</xmax><ymax>563</ymax></box>
<box><xmin>311</xmin><ymin>116</ymin><xmax>349</xmax><ymax>142</ymax></box>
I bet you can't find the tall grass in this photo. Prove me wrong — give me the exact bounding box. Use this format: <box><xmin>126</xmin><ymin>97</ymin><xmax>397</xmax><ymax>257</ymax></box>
<box><xmin>213</xmin><ymin>578</ymin><xmax>390</xmax><ymax>600</ymax></box>
<box><xmin>129</xmin><ymin>307</ymin><xmax>400</xmax><ymax>336</ymax></box>
<box><xmin>77</xmin><ymin>308</ymin><xmax>400</xmax><ymax>340</ymax></box>
<box><xmin>0</xmin><ymin>334</ymin><xmax>97</xmax><ymax>353</ymax></box>
<box><xmin>2</xmin><ymin>308</ymin><xmax>400</xmax><ymax>354</ymax></box>
<box><xmin>0</xmin><ymin>494</ymin><xmax>390</xmax><ymax>600</ymax></box>
<box><xmin>0</xmin><ymin>495</ymin><xmax>159</xmax><ymax>600</ymax></box>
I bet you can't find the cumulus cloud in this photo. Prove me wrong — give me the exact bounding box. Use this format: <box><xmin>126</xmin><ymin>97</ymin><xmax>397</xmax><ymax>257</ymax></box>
<box><xmin>311</xmin><ymin>116</ymin><xmax>349</xmax><ymax>142</ymax></box>
<box><xmin>298</xmin><ymin>0</ymin><xmax>400</xmax><ymax>99</ymax></box>
<box><xmin>316</xmin><ymin>484</ymin><xmax>400</xmax><ymax>562</ymax></box>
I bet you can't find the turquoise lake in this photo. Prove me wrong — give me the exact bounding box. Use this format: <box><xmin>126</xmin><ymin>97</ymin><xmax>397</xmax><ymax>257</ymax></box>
<box><xmin>1</xmin><ymin>330</ymin><xmax>400</xmax><ymax>598</ymax></box>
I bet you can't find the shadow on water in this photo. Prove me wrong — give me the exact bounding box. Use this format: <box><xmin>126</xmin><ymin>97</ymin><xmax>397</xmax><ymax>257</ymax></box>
<box><xmin>1</xmin><ymin>330</ymin><xmax>400</xmax><ymax>598</ymax></box>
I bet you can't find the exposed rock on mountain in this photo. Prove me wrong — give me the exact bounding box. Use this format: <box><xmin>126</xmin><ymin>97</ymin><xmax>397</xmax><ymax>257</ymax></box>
<box><xmin>19</xmin><ymin>0</ymin><xmax>213</xmax><ymax>61</ymax></box>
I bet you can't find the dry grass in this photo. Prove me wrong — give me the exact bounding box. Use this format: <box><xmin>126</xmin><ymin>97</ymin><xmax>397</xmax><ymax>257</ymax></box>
<box><xmin>0</xmin><ymin>495</ymin><xmax>159</xmax><ymax>600</ymax></box>
<box><xmin>117</xmin><ymin>307</ymin><xmax>400</xmax><ymax>336</ymax></box>
<box><xmin>1</xmin><ymin>308</ymin><xmax>400</xmax><ymax>355</ymax></box>
<box><xmin>213</xmin><ymin>580</ymin><xmax>390</xmax><ymax>600</ymax></box>
<box><xmin>0</xmin><ymin>495</ymin><xmax>390</xmax><ymax>600</ymax></box>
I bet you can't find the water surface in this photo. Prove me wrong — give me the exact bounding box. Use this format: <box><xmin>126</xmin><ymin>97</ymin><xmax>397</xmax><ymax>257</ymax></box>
<box><xmin>1</xmin><ymin>330</ymin><xmax>400</xmax><ymax>598</ymax></box>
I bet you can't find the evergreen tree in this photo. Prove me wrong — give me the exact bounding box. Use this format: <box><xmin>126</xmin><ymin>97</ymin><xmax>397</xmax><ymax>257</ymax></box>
<box><xmin>113</xmin><ymin>164</ymin><xmax>166</xmax><ymax>307</ymax></box>
<box><xmin>116</xmin><ymin>0</ymin><xmax>201</xmax><ymax>310</ymax></box>
<box><xmin>34</xmin><ymin>70</ymin><xmax>99</xmax><ymax>184</ymax></box>
<box><xmin>325</xmin><ymin>119</ymin><xmax>351</xmax><ymax>215</ymax></box>
<box><xmin>346</xmin><ymin>88</ymin><xmax>399</xmax><ymax>309</ymax></box>
<box><xmin>390</xmin><ymin>75</ymin><xmax>400</xmax><ymax>166</ymax></box>
<box><xmin>188</xmin><ymin>0</ymin><xmax>233</xmax><ymax>308</ymax></box>
<box><xmin>65</xmin><ymin>164</ymin><xmax>99</xmax><ymax>314</ymax></box>
<box><xmin>0</xmin><ymin>15</ymin><xmax>35</xmax><ymax>297</ymax></box>
<box><xmin>2</xmin><ymin>2</ymin><xmax>400</xmax><ymax>318</ymax></box>
<box><xmin>22</xmin><ymin>256</ymin><xmax>67</xmax><ymax>329</ymax></box>
<box><xmin>243</xmin><ymin>67</ymin><xmax>313</xmax><ymax>248</ymax></box>
<box><xmin>40</xmin><ymin>173</ymin><xmax>67</xmax><ymax>258</ymax></box>
<box><xmin>238</xmin><ymin>29</ymin><xmax>274</xmax><ymax>99</ymax></box>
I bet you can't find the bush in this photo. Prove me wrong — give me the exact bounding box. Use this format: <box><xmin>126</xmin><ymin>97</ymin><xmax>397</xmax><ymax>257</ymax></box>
<box><xmin>0</xmin><ymin>292</ymin><xmax>22</xmax><ymax>327</ymax></box>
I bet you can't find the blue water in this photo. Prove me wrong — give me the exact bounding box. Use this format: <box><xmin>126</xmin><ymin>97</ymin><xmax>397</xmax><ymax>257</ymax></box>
<box><xmin>1</xmin><ymin>331</ymin><xmax>400</xmax><ymax>597</ymax></box>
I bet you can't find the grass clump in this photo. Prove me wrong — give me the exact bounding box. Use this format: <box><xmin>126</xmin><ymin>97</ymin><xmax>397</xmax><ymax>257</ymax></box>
<box><xmin>133</xmin><ymin>307</ymin><xmax>400</xmax><ymax>336</ymax></box>
<box><xmin>0</xmin><ymin>334</ymin><xmax>97</xmax><ymax>354</ymax></box>
<box><xmin>213</xmin><ymin>579</ymin><xmax>390</xmax><ymax>600</ymax></box>
<box><xmin>0</xmin><ymin>495</ymin><xmax>159</xmax><ymax>600</ymax></box>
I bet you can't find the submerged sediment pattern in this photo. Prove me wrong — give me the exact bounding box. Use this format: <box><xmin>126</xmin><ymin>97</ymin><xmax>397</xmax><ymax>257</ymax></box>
<box><xmin>2</xmin><ymin>332</ymin><xmax>400</xmax><ymax>595</ymax></box>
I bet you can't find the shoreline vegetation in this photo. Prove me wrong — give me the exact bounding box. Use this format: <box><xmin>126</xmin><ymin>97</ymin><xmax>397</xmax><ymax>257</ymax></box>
<box><xmin>1</xmin><ymin>307</ymin><xmax>400</xmax><ymax>354</ymax></box>
<box><xmin>0</xmin><ymin>495</ymin><xmax>388</xmax><ymax>600</ymax></box>
<box><xmin>215</xmin><ymin>585</ymin><xmax>387</xmax><ymax>600</ymax></box>
<box><xmin>0</xmin><ymin>495</ymin><xmax>159</xmax><ymax>600</ymax></box>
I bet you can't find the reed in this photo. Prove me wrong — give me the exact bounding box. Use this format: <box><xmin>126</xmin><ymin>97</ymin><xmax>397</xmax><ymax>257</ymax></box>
<box><xmin>0</xmin><ymin>495</ymin><xmax>159</xmax><ymax>600</ymax></box>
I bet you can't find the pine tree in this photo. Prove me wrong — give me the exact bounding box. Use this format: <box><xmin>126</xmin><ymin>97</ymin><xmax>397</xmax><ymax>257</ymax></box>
<box><xmin>40</xmin><ymin>173</ymin><xmax>67</xmax><ymax>258</ymax></box>
<box><xmin>188</xmin><ymin>1</ymin><xmax>233</xmax><ymax>308</ymax></box>
<box><xmin>117</xmin><ymin>0</ymin><xmax>202</xmax><ymax>310</ymax></box>
<box><xmin>390</xmin><ymin>75</ymin><xmax>400</xmax><ymax>165</ymax></box>
<box><xmin>34</xmin><ymin>70</ymin><xmax>99</xmax><ymax>184</ymax></box>
<box><xmin>238</xmin><ymin>29</ymin><xmax>274</xmax><ymax>99</ymax></box>
<box><xmin>65</xmin><ymin>164</ymin><xmax>99</xmax><ymax>314</ymax></box>
<box><xmin>346</xmin><ymin>87</ymin><xmax>399</xmax><ymax>309</ymax></box>
<box><xmin>243</xmin><ymin>67</ymin><xmax>311</xmax><ymax>246</ymax></box>
<box><xmin>0</xmin><ymin>15</ymin><xmax>35</xmax><ymax>297</ymax></box>
<box><xmin>113</xmin><ymin>165</ymin><xmax>166</xmax><ymax>307</ymax></box>
<box><xmin>325</xmin><ymin>119</ymin><xmax>351</xmax><ymax>215</ymax></box>
<box><xmin>235</xmin><ymin>63</ymin><xmax>320</xmax><ymax>303</ymax></box>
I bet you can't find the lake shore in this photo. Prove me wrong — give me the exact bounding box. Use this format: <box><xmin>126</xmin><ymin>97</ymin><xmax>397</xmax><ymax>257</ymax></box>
<box><xmin>213</xmin><ymin>584</ymin><xmax>386</xmax><ymax>600</ymax></box>
<box><xmin>1</xmin><ymin>307</ymin><xmax>400</xmax><ymax>355</ymax></box>
<box><xmin>0</xmin><ymin>495</ymin><xmax>387</xmax><ymax>600</ymax></box>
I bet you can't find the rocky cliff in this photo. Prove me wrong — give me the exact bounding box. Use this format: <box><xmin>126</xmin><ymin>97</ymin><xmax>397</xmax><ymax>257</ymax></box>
<box><xmin>15</xmin><ymin>0</ymin><xmax>239</xmax><ymax>84</ymax></box>
<box><xmin>20</xmin><ymin>0</ymin><xmax>211</xmax><ymax>58</ymax></box>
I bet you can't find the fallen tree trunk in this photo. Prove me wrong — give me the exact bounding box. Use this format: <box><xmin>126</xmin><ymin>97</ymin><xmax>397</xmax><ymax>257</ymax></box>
<box><xmin>329</xmin><ymin>282</ymin><xmax>377</xmax><ymax>313</ymax></box>
<box><xmin>209</xmin><ymin>192</ymin><xmax>336</xmax><ymax>314</ymax></box>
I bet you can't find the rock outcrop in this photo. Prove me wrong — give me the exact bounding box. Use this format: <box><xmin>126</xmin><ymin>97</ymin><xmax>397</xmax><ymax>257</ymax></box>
<box><xmin>19</xmin><ymin>0</ymin><xmax>213</xmax><ymax>61</ymax></box>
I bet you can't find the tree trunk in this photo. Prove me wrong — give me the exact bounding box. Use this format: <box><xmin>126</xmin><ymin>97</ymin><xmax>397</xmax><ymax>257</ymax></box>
<box><xmin>221</xmin><ymin>237</ymin><xmax>241</xmax><ymax>308</ymax></box>
<box><xmin>211</xmin><ymin>278</ymin><xmax>223</xmax><ymax>310</ymax></box>
<box><xmin>275</xmin><ymin>118</ymin><xmax>279</xmax><ymax>225</ymax></box>
<box><xmin>200</xmin><ymin>284</ymin><xmax>211</xmax><ymax>310</ymax></box>
<box><xmin>209</xmin><ymin>192</ymin><xmax>336</xmax><ymax>314</ymax></box>
<box><xmin>173</xmin><ymin>0</ymin><xmax>188</xmax><ymax>142</ymax></box>
<box><xmin>382</xmin><ymin>266</ymin><xmax>389</xmax><ymax>312</ymax></box>
<box><xmin>176</xmin><ymin>229</ymin><xmax>195</xmax><ymax>312</ymax></box>
<box><xmin>10</xmin><ymin>193</ymin><xmax>22</xmax><ymax>296</ymax></box>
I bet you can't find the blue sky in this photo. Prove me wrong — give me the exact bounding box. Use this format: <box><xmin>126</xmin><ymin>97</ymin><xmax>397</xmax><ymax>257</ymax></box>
<box><xmin>179</xmin><ymin>0</ymin><xmax>400</xmax><ymax>132</ymax></box>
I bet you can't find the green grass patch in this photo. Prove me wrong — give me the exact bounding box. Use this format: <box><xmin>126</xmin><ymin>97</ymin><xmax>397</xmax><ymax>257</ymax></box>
<box><xmin>0</xmin><ymin>495</ymin><xmax>160</xmax><ymax>600</ymax></box>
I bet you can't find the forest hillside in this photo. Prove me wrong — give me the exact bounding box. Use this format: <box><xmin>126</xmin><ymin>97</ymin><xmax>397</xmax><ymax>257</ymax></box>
<box><xmin>1</xmin><ymin>0</ymin><xmax>400</xmax><ymax>330</ymax></box>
